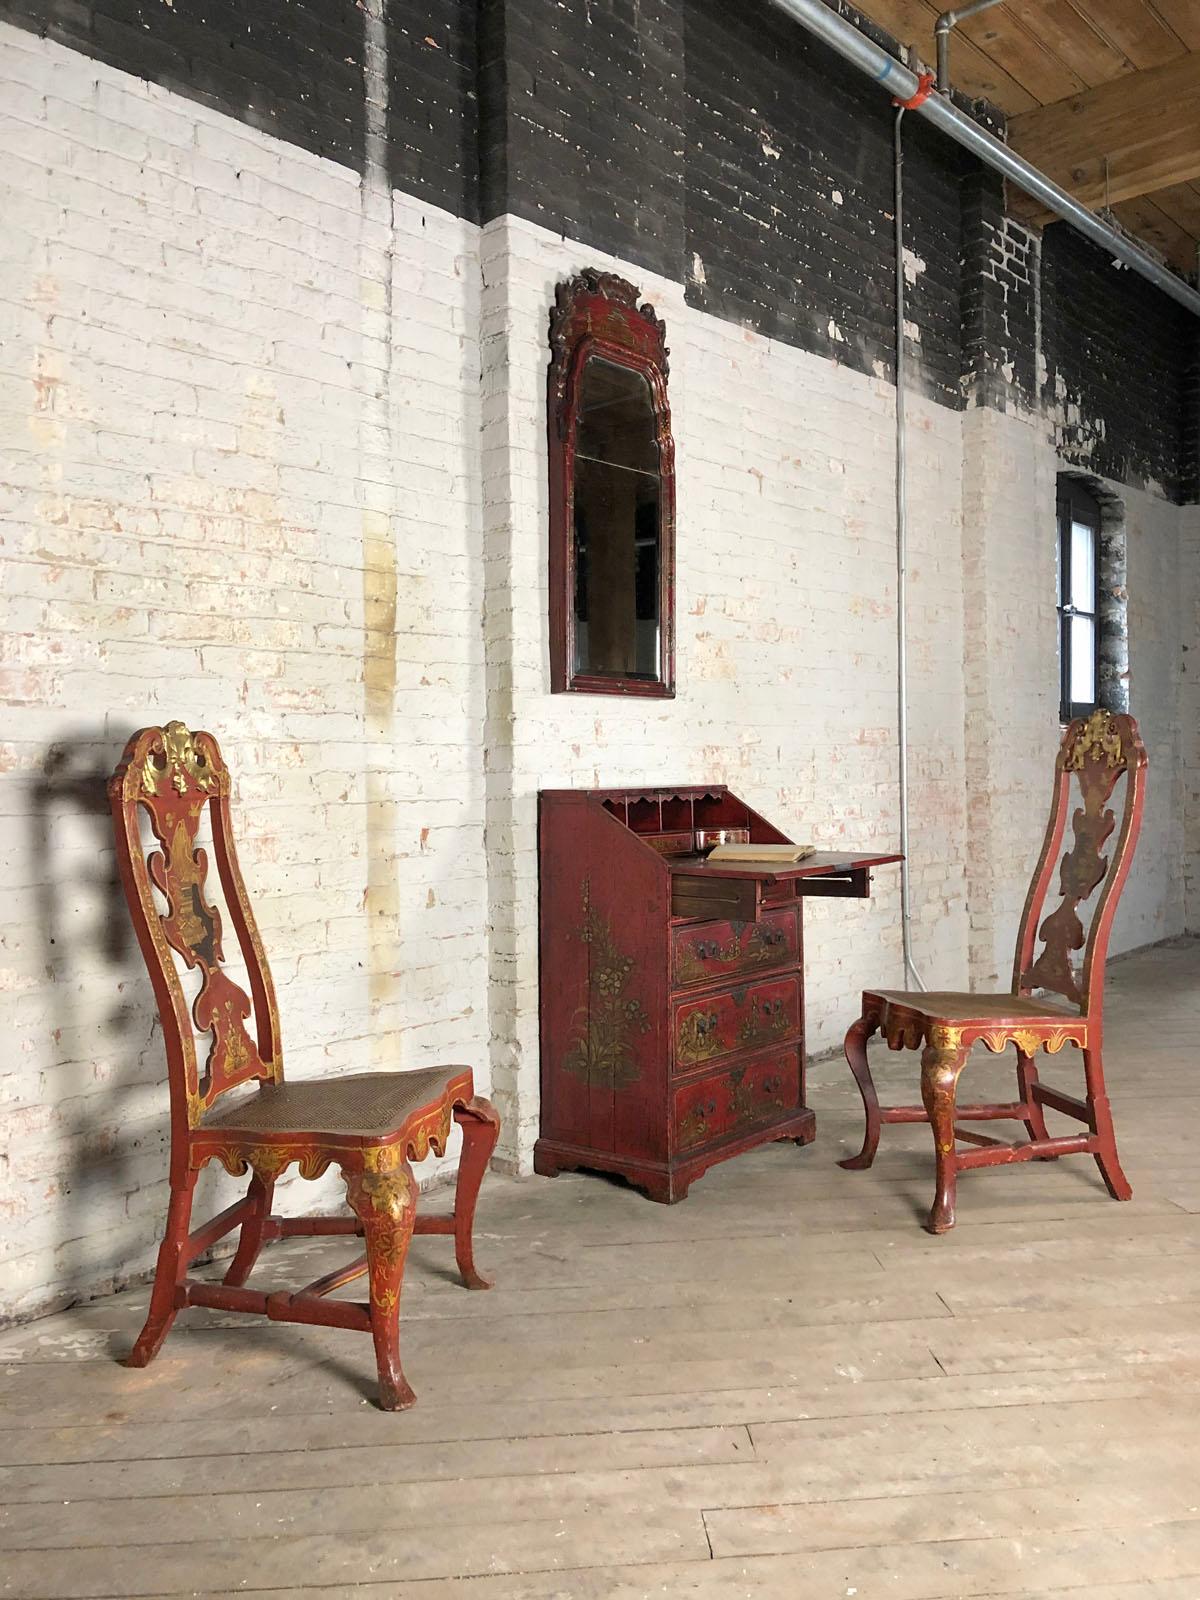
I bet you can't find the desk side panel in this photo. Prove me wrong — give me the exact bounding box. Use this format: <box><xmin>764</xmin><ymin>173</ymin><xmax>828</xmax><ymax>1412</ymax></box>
<box><xmin>539</xmin><ymin>797</ymin><xmax>670</xmax><ymax>1164</ymax></box>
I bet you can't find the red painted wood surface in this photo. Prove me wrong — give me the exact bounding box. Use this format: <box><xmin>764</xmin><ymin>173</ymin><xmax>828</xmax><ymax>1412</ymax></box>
<box><xmin>671</xmin><ymin>906</ymin><xmax>798</xmax><ymax>990</ymax></box>
<box><xmin>536</xmin><ymin>784</ymin><xmax>900</xmax><ymax>1202</ymax></box>
<box><xmin>673</xmin><ymin>1046</ymin><xmax>802</xmax><ymax>1154</ymax></box>
<box><xmin>840</xmin><ymin>710</ymin><xmax>1149</xmax><ymax>1234</ymax></box>
<box><xmin>109</xmin><ymin>722</ymin><xmax>500</xmax><ymax>1410</ymax></box>
<box><xmin>673</xmin><ymin>975</ymin><xmax>802</xmax><ymax>1072</ymax></box>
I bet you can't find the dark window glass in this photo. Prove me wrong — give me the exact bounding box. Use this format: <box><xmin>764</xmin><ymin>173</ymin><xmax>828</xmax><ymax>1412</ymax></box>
<box><xmin>572</xmin><ymin>358</ymin><xmax>662</xmax><ymax>681</ymax></box>
<box><xmin>1058</xmin><ymin>479</ymin><xmax>1101</xmax><ymax>722</ymax></box>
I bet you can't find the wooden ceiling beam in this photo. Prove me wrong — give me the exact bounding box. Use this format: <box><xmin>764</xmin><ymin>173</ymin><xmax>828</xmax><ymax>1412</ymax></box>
<box><xmin>1008</xmin><ymin>47</ymin><xmax>1200</xmax><ymax>223</ymax></box>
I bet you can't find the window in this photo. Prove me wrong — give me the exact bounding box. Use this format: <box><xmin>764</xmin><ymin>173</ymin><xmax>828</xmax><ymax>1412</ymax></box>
<box><xmin>1057</xmin><ymin>478</ymin><xmax>1101</xmax><ymax>722</ymax></box>
<box><xmin>547</xmin><ymin>270</ymin><xmax>675</xmax><ymax>697</ymax></box>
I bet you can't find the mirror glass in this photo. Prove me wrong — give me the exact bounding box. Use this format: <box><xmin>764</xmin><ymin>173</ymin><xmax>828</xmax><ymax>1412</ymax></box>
<box><xmin>572</xmin><ymin>357</ymin><xmax>662</xmax><ymax>680</ymax></box>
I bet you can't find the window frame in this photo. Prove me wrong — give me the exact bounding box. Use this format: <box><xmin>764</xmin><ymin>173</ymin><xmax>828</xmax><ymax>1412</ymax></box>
<box><xmin>1057</xmin><ymin>478</ymin><xmax>1102</xmax><ymax>724</ymax></box>
<box><xmin>547</xmin><ymin>269</ymin><xmax>676</xmax><ymax>698</ymax></box>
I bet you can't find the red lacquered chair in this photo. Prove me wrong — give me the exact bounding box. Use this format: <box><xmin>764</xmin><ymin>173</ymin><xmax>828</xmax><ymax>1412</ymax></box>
<box><xmin>840</xmin><ymin>709</ymin><xmax>1147</xmax><ymax>1233</ymax></box>
<box><xmin>109</xmin><ymin>722</ymin><xmax>499</xmax><ymax>1409</ymax></box>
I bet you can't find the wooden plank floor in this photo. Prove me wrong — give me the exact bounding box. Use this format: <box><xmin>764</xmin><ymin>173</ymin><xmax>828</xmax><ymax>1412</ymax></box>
<box><xmin>3</xmin><ymin>939</ymin><xmax>1199</xmax><ymax>1599</ymax></box>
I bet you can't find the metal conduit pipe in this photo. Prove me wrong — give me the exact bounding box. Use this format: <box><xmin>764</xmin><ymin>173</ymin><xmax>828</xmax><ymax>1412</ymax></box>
<box><xmin>935</xmin><ymin>0</ymin><xmax>1005</xmax><ymax>94</ymax></box>
<box><xmin>766</xmin><ymin>0</ymin><xmax>1200</xmax><ymax>319</ymax></box>
<box><xmin>892</xmin><ymin>104</ymin><xmax>925</xmax><ymax>991</ymax></box>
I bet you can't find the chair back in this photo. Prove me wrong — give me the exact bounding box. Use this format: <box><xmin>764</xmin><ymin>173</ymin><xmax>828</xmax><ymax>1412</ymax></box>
<box><xmin>109</xmin><ymin>723</ymin><xmax>282</xmax><ymax>1129</ymax></box>
<box><xmin>1013</xmin><ymin>709</ymin><xmax>1148</xmax><ymax>1018</ymax></box>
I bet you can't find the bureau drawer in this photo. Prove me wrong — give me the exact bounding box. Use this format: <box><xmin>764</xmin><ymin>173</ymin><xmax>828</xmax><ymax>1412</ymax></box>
<box><xmin>673</xmin><ymin>974</ymin><xmax>801</xmax><ymax>1071</ymax></box>
<box><xmin>673</xmin><ymin>1047</ymin><xmax>801</xmax><ymax>1154</ymax></box>
<box><xmin>672</xmin><ymin>906</ymin><xmax>798</xmax><ymax>990</ymax></box>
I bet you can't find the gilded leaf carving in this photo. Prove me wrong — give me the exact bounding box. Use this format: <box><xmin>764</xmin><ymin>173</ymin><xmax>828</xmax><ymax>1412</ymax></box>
<box><xmin>1065</xmin><ymin>709</ymin><xmax>1123</xmax><ymax>772</ymax></box>
<box><xmin>141</xmin><ymin>721</ymin><xmax>217</xmax><ymax>797</ymax></box>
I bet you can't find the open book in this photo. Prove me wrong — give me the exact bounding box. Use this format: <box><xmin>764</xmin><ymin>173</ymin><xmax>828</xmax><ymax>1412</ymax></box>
<box><xmin>706</xmin><ymin>842</ymin><xmax>816</xmax><ymax>864</ymax></box>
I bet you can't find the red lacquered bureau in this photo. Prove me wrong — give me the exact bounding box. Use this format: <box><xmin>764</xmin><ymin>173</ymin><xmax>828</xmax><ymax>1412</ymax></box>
<box><xmin>535</xmin><ymin>785</ymin><xmax>900</xmax><ymax>1201</ymax></box>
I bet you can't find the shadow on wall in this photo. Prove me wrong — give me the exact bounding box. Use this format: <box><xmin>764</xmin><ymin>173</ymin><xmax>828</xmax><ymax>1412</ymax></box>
<box><xmin>28</xmin><ymin>729</ymin><xmax>166</xmax><ymax>1313</ymax></box>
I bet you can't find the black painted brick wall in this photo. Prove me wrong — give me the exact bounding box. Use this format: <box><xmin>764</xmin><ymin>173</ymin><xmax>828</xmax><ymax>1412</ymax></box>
<box><xmin>682</xmin><ymin>0</ymin><xmax>965</xmax><ymax>408</ymax></box>
<box><xmin>1</xmin><ymin>0</ymin><xmax>366</xmax><ymax>168</ymax></box>
<box><xmin>3</xmin><ymin>0</ymin><xmax>1197</xmax><ymax>498</ymax></box>
<box><xmin>1041</xmin><ymin>225</ymin><xmax>1191</xmax><ymax>502</ymax></box>
<box><xmin>960</xmin><ymin>166</ymin><xmax>1038</xmax><ymax>412</ymax></box>
<box><xmin>478</xmin><ymin>0</ymin><xmax>685</xmax><ymax>282</ymax></box>
<box><xmin>1183</xmin><ymin>325</ymin><xmax>1200</xmax><ymax>505</ymax></box>
<box><xmin>389</xmin><ymin>0</ymin><xmax>479</xmax><ymax>220</ymax></box>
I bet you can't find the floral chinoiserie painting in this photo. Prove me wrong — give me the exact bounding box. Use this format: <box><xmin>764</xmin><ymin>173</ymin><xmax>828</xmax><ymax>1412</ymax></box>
<box><xmin>562</xmin><ymin>878</ymin><xmax>651</xmax><ymax>1088</ymax></box>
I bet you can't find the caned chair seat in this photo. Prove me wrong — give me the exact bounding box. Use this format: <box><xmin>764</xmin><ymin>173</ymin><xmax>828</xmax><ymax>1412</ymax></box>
<box><xmin>200</xmin><ymin>1067</ymin><xmax>470</xmax><ymax>1140</ymax></box>
<box><xmin>841</xmin><ymin>710</ymin><xmax>1147</xmax><ymax>1233</ymax></box>
<box><xmin>109</xmin><ymin>722</ymin><xmax>501</xmax><ymax>1410</ymax></box>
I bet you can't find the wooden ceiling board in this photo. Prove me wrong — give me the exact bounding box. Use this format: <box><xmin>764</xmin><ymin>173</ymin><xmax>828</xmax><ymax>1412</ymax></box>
<box><xmin>1144</xmin><ymin>0</ymin><xmax>1200</xmax><ymax>53</ymax></box>
<box><xmin>1062</xmin><ymin>0</ymin><xmax>1187</xmax><ymax>71</ymax></box>
<box><xmin>953</xmin><ymin>4</ymin><xmax>1090</xmax><ymax>105</ymax></box>
<box><xmin>1009</xmin><ymin>0</ymin><xmax>1137</xmax><ymax>89</ymax></box>
<box><xmin>1109</xmin><ymin>193</ymin><xmax>1198</xmax><ymax>268</ymax></box>
<box><xmin>850</xmin><ymin>0</ymin><xmax>1040</xmax><ymax>110</ymax></box>
<box><xmin>1144</xmin><ymin>177</ymin><xmax>1200</xmax><ymax>235</ymax></box>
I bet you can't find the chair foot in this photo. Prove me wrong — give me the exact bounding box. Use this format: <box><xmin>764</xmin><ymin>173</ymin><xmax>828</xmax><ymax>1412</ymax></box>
<box><xmin>223</xmin><ymin>1172</ymin><xmax>275</xmax><ymax>1287</ymax></box>
<box><xmin>1095</xmin><ymin>1147</ymin><xmax>1133</xmax><ymax>1202</ymax></box>
<box><xmin>128</xmin><ymin>1172</ymin><xmax>197</xmax><ymax>1366</ymax></box>
<box><xmin>344</xmin><ymin>1155</ymin><xmax>418</xmax><ymax>1412</ymax></box>
<box><xmin>840</xmin><ymin>1013</ymin><xmax>881</xmax><ymax>1170</ymax></box>
<box><xmin>376</xmin><ymin>1371</ymin><xmax>418</xmax><ymax>1412</ymax></box>
<box><xmin>453</xmin><ymin>1097</ymin><xmax>500</xmax><ymax>1291</ymax></box>
<box><xmin>921</xmin><ymin>1040</ymin><xmax>968</xmax><ymax>1236</ymax></box>
<box><xmin>925</xmin><ymin>1195</ymin><xmax>957</xmax><ymax>1235</ymax></box>
<box><xmin>127</xmin><ymin>1323</ymin><xmax>173</xmax><ymax>1369</ymax></box>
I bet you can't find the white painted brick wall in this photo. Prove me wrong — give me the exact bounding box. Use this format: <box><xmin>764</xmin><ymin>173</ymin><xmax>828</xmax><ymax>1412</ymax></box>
<box><xmin>1</xmin><ymin>26</ymin><xmax>1195</xmax><ymax>1320</ymax></box>
<box><xmin>1184</xmin><ymin>506</ymin><xmax>1200</xmax><ymax>934</ymax></box>
<box><xmin>480</xmin><ymin>214</ymin><xmax>970</xmax><ymax>1168</ymax></box>
<box><xmin>0</xmin><ymin>26</ymin><xmax>487</xmax><ymax>1321</ymax></box>
<box><xmin>1119</xmin><ymin>482</ymin><xmax>1186</xmax><ymax>951</ymax></box>
<box><xmin>961</xmin><ymin>406</ymin><xmax>1062</xmax><ymax>988</ymax></box>
<box><xmin>961</xmin><ymin>405</ymin><xmax>1192</xmax><ymax>983</ymax></box>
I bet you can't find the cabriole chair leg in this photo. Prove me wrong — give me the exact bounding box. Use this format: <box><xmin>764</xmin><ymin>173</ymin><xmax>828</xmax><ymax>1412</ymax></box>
<box><xmin>839</xmin><ymin>1015</ymin><xmax>881</xmax><ymax>1171</ymax></box>
<box><xmin>921</xmin><ymin>1042</ymin><xmax>969</xmax><ymax>1235</ymax></box>
<box><xmin>345</xmin><ymin>1158</ymin><xmax>419</xmax><ymax>1411</ymax></box>
<box><xmin>128</xmin><ymin>1171</ymin><xmax>198</xmax><ymax>1368</ymax></box>
<box><xmin>453</xmin><ymin>1097</ymin><xmax>500</xmax><ymax>1290</ymax></box>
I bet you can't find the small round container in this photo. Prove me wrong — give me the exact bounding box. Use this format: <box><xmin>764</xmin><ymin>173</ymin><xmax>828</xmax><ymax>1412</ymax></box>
<box><xmin>694</xmin><ymin>827</ymin><xmax>750</xmax><ymax>854</ymax></box>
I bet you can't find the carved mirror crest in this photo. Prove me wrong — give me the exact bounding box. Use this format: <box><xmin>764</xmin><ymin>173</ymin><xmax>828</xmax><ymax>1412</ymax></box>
<box><xmin>548</xmin><ymin>270</ymin><xmax>676</xmax><ymax>696</ymax></box>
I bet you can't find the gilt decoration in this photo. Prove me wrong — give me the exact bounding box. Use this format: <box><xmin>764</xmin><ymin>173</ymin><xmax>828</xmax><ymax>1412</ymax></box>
<box><xmin>562</xmin><ymin>879</ymin><xmax>651</xmax><ymax>1089</ymax></box>
<box><xmin>141</xmin><ymin>720</ymin><xmax>220</xmax><ymax>798</ymax></box>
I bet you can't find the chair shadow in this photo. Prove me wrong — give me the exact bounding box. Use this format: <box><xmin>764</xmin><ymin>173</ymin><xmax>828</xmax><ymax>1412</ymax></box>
<box><xmin>29</xmin><ymin>729</ymin><xmax>168</xmax><ymax>1319</ymax></box>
